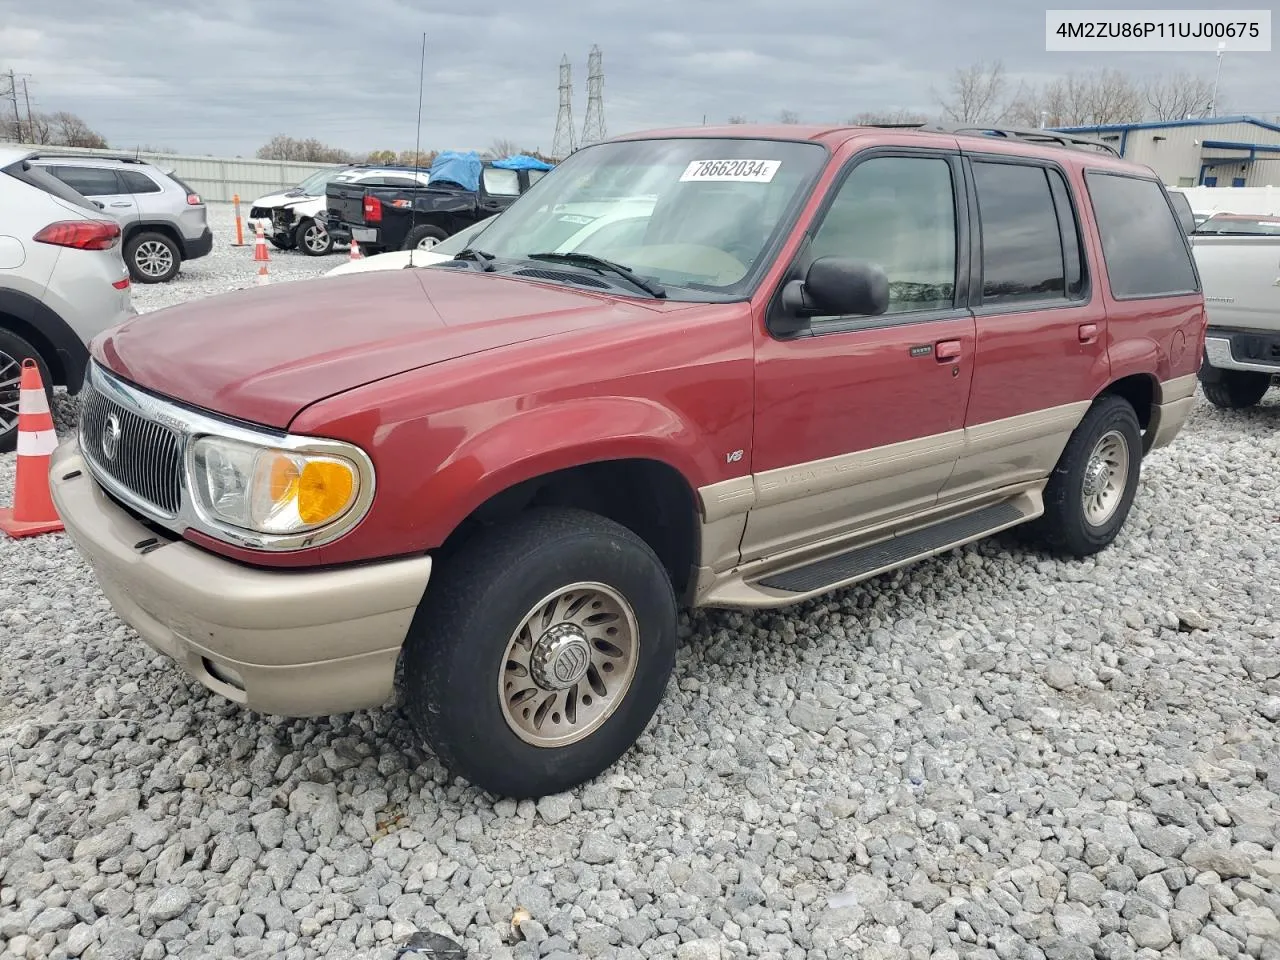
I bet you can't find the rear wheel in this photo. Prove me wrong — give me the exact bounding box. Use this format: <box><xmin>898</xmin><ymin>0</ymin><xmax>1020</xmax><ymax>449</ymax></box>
<box><xmin>0</xmin><ymin>329</ymin><xmax>54</xmax><ymax>454</ymax></box>
<box><xmin>1201</xmin><ymin>370</ymin><xmax>1271</xmax><ymax>409</ymax></box>
<box><xmin>401</xmin><ymin>507</ymin><xmax>678</xmax><ymax>798</ymax></box>
<box><xmin>1029</xmin><ymin>394</ymin><xmax>1142</xmax><ymax>558</ymax></box>
<box><xmin>296</xmin><ymin>219</ymin><xmax>334</xmax><ymax>256</ymax></box>
<box><xmin>402</xmin><ymin>225</ymin><xmax>449</xmax><ymax>251</ymax></box>
<box><xmin>125</xmin><ymin>231</ymin><xmax>181</xmax><ymax>283</ymax></box>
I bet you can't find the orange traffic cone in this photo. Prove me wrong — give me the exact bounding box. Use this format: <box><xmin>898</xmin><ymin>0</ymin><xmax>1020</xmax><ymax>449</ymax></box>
<box><xmin>253</xmin><ymin>221</ymin><xmax>270</xmax><ymax>262</ymax></box>
<box><xmin>0</xmin><ymin>360</ymin><xmax>64</xmax><ymax>539</ymax></box>
<box><xmin>254</xmin><ymin>221</ymin><xmax>270</xmax><ymax>285</ymax></box>
<box><xmin>350</xmin><ymin>237</ymin><xmax>363</xmax><ymax>261</ymax></box>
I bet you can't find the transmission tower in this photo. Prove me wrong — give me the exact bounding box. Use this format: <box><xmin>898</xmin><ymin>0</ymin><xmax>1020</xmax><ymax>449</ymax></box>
<box><xmin>581</xmin><ymin>45</ymin><xmax>606</xmax><ymax>147</ymax></box>
<box><xmin>551</xmin><ymin>55</ymin><xmax>576</xmax><ymax>160</ymax></box>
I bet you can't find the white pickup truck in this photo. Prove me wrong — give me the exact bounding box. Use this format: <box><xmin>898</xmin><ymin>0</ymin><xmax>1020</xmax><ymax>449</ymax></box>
<box><xmin>1191</xmin><ymin>214</ymin><xmax>1280</xmax><ymax>409</ymax></box>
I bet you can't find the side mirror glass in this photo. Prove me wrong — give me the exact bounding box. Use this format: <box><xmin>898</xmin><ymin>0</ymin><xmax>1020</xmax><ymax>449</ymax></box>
<box><xmin>782</xmin><ymin>256</ymin><xmax>890</xmax><ymax>319</ymax></box>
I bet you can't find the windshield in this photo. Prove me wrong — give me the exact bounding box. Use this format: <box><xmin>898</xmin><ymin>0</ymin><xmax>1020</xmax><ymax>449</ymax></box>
<box><xmin>468</xmin><ymin>137</ymin><xmax>827</xmax><ymax>300</ymax></box>
<box><xmin>433</xmin><ymin>217</ymin><xmax>497</xmax><ymax>255</ymax></box>
<box><xmin>295</xmin><ymin>169</ymin><xmax>343</xmax><ymax>196</ymax></box>
<box><xmin>1195</xmin><ymin>215</ymin><xmax>1280</xmax><ymax>236</ymax></box>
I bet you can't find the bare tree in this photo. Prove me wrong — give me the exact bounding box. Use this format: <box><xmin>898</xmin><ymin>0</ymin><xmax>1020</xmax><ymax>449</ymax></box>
<box><xmin>727</xmin><ymin>115</ymin><xmax>749</xmax><ymax>125</ymax></box>
<box><xmin>934</xmin><ymin>61</ymin><xmax>1020</xmax><ymax>124</ymax></box>
<box><xmin>1144</xmin><ymin>71</ymin><xmax>1216</xmax><ymax>120</ymax></box>
<box><xmin>256</xmin><ymin>135</ymin><xmax>353</xmax><ymax>164</ymax></box>
<box><xmin>778</xmin><ymin>109</ymin><xmax>801</xmax><ymax>124</ymax></box>
<box><xmin>364</xmin><ymin>149</ymin><xmax>399</xmax><ymax>164</ymax></box>
<box><xmin>46</xmin><ymin>112</ymin><xmax>109</xmax><ymax>148</ymax></box>
<box><xmin>1014</xmin><ymin>70</ymin><xmax>1145</xmax><ymax>127</ymax></box>
<box><xmin>487</xmin><ymin>138</ymin><xmax>520</xmax><ymax>159</ymax></box>
<box><xmin>848</xmin><ymin>109</ymin><xmax>928</xmax><ymax>125</ymax></box>
<box><xmin>4</xmin><ymin>110</ymin><xmax>106</xmax><ymax>147</ymax></box>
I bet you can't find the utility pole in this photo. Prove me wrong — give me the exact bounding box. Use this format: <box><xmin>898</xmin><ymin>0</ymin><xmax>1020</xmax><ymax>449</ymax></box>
<box><xmin>21</xmin><ymin>79</ymin><xmax>32</xmax><ymax>143</ymax></box>
<box><xmin>1210</xmin><ymin>41</ymin><xmax>1226</xmax><ymax>118</ymax></box>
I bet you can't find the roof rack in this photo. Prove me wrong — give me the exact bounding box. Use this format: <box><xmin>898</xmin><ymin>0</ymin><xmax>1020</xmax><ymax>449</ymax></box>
<box><xmin>26</xmin><ymin>152</ymin><xmax>149</xmax><ymax>164</ymax></box>
<box><xmin>857</xmin><ymin>122</ymin><xmax>1122</xmax><ymax>158</ymax></box>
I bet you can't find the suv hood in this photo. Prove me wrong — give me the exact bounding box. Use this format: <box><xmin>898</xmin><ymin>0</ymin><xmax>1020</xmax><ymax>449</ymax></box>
<box><xmin>92</xmin><ymin>268</ymin><xmax>671</xmax><ymax>429</ymax></box>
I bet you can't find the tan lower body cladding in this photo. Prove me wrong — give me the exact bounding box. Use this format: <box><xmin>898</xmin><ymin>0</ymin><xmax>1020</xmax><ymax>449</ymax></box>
<box><xmin>692</xmin><ymin>375</ymin><xmax>1198</xmax><ymax>609</ymax></box>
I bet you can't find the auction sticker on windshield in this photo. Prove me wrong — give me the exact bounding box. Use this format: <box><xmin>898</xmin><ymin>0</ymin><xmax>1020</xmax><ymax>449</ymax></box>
<box><xmin>680</xmin><ymin>160</ymin><xmax>781</xmax><ymax>183</ymax></box>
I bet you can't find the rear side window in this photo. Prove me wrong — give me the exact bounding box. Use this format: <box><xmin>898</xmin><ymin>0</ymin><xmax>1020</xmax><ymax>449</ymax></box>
<box><xmin>482</xmin><ymin>168</ymin><xmax>521</xmax><ymax>196</ymax></box>
<box><xmin>1084</xmin><ymin>172</ymin><xmax>1199</xmax><ymax>298</ymax></box>
<box><xmin>973</xmin><ymin>161</ymin><xmax>1078</xmax><ymax>305</ymax></box>
<box><xmin>118</xmin><ymin>170</ymin><xmax>163</xmax><ymax>194</ymax></box>
<box><xmin>49</xmin><ymin>166</ymin><xmax>123</xmax><ymax>197</ymax></box>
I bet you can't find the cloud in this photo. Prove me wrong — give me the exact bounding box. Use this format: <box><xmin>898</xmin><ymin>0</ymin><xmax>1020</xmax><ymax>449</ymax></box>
<box><xmin>3</xmin><ymin>0</ymin><xmax>1275</xmax><ymax>156</ymax></box>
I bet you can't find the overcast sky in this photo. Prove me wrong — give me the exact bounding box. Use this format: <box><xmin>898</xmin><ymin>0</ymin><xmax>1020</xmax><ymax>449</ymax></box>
<box><xmin>2</xmin><ymin>0</ymin><xmax>1276</xmax><ymax>157</ymax></box>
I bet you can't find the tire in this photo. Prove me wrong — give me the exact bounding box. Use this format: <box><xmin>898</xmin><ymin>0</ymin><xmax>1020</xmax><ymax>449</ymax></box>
<box><xmin>402</xmin><ymin>224</ymin><xmax>449</xmax><ymax>252</ymax></box>
<box><xmin>1201</xmin><ymin>370</ymin><xmax>1271</xmax><ymax>409</ymax></box>
<box><xmin>125</xmin><ymin>231</ymin><xmax>181</xmax><ymax>283</ymax></box>
<box><xmin>0</xmin><ymin>329</ymin><xmax>54</xmax><ymax>455</ymax></box>
<box><xmin>401</xmin><ymin>507</ymin><xmax>678</xmax><ymax>799</ymax></box>
<box><xmin>1029</xmin><ymin>394</ymin><xmax>1143</xmax><ymax>559</ymax></box>
<box><xmin>295</xmin><ymin>219</ymin><xmax>333</xmax><ymax>257</ymax></box>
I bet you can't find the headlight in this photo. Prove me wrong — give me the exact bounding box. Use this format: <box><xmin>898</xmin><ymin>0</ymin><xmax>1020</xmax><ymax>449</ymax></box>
<box><xmin>189</xmin><ymin>435</ymin><xmax>368</xmax><ymax>540</ymax></box>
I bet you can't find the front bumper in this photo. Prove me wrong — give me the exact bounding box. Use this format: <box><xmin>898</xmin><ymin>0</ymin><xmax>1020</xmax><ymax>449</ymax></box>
<box><xmin>50</xmin><ymin>437</ymin><xmax>433</xmax><ymax>718</ymax></box>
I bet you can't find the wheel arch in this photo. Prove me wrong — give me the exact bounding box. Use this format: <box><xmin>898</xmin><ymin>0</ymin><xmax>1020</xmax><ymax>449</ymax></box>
<box><xmin>0</xmin><ymin>289</ymin><xmax>89</xmax><ymax>390</ymax></box>
<box><xmin>125</xmin><ymin>220</ymin><xmax>186</xmax><ymax>256</ymax></box>
<box><xmin>438</xmin><ymin>454</ymin><xmax>703</xmax><ymax>604</ymax></box>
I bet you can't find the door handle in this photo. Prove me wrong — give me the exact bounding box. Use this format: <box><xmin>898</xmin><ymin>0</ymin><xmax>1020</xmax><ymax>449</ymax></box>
<box><xmin>1078</xmin><ymin>323</ymin><xmax>1099</xmax><ymax>344</ymax></box>
<box><xmin>109</xmin><ymin>202</ymin><xmax>132</xmax><ymax>207</ymax></box>
<box><xmin>935</xmin><ymin>339</ymin><xmax>962</xmax><ymax>362</ymax></box>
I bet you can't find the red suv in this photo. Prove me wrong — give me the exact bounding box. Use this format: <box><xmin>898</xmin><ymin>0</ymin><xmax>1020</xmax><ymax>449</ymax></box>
<box><xmin>51</xmin><ymin>124</ymin><xmax>1205</xmax><ymax>798</ymax></box>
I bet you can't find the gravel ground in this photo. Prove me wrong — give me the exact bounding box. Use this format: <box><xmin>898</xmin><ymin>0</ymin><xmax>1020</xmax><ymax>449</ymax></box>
<box><xmin>2</xmin><ymin>202</ymin><xmax>1279</xmax><ymax>960</ymax></box>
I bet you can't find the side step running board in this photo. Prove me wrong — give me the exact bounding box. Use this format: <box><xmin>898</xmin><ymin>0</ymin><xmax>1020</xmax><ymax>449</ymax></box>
<box><xmin>757</xmin><ymin>499</ymin><xmax>1030</xmax><ymax>594</ymax></box>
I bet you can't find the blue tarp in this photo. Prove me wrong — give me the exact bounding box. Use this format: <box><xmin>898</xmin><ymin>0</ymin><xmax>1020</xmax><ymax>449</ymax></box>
<box><xmin>428</xmin><ymin>150</ymin><xmax>482</xmax><ymax>191</ymax></box>
<box><xmin>492</xmin><ymin>154</ymin><xmax>555</xmax><ymax>172</ymax></box>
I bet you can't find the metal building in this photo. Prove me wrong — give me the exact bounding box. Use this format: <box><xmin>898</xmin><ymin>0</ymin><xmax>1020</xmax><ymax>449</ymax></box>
<box><xmin>1050</xmin><ymin>116</ymin><xmax>1280</xmax><ymax>188</ymax></box>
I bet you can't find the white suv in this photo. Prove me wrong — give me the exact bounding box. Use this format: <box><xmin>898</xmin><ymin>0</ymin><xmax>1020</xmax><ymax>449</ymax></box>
<box><xmin>0</xmin><ymin>147</ymin><xmax>133</xmax><ymax>451</ymax></box>
<box><xmin>29</xmin><ymin>154</ymin><xmax>212</xmax><ymax>284</ymax></box>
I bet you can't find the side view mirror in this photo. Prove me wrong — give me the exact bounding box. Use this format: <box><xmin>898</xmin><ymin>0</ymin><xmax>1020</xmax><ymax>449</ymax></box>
<box><xmin>781</xmin><ymin>256</ymin><xmax>890</xmax><ymax>319</ymax></box>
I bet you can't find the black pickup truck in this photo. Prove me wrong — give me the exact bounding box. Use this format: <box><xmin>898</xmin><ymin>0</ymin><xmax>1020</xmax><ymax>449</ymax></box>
<box><xmin>324</xmin><ymin>160</ymin><xmax>546</xmax><ymax>254</ymax></box>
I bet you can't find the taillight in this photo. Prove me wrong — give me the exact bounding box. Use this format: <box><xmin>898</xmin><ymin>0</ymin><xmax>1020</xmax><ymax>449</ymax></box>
<box><xmin>363</xmin><ymin>195</ymin><xmax>382</xmax><ymax>223</ymax></box>
<box><xmin>34</xmin><ymin>220</ymin><xmax>121</xmax><ymax>251</ymax></box>
<box><xmin>187</xmin><ymin>193</ymin><xmax>202</xmax><ymax>205</ymax></box>
<box><xmin>112</xmin><ymin>277</ymin><xmax>130</xmax><ymax>290</ymax></box>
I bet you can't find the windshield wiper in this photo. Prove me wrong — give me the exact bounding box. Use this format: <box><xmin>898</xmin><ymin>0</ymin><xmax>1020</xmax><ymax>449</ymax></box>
<box><xmin>453</xmin><ymin>248</ymin><xmax>496</xmax><ymax>272</ymax></box>
<box><xmin>526</xmin><ymin>252</ymin><xmax>667</xmax><ymax>298</ymax></box>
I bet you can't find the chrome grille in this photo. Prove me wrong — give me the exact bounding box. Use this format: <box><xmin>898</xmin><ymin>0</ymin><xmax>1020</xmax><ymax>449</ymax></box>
<box><xmin>80</xmin><ymin>375</ymin><xmax>184</xmax><ymax>516</ymax></box>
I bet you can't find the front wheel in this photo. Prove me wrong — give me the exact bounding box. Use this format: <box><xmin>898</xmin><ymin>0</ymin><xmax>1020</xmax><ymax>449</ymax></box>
<box><xmin>1201</xmin><ymin>369</ymin><xmax>1271</xmax><ymax>409</ymax></box>
<box><xmin>1030</xmin><ymin>394</ymin><xmax>1142</xmax><ymax>558</ymax></box>
<box><xmin>296</xmin><ymin>219</ymin><xmax>334</xmax><ymax>256</ymax></box>
<box><xmin>401</xmin><ymin>508</ymin><xmax>678</xmax><ymax>799</ymax></box>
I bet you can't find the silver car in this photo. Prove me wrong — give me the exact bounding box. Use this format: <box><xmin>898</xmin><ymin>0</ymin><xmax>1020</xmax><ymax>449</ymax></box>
<box><xmin>29</xmin><ymin>154</ymin><xmax>213</xmax><ymax>284</ymax></box>
<box><xmin>0</xmin><ymin>147</ymin><xmax>134</xmax><ymax>451</ymax></box>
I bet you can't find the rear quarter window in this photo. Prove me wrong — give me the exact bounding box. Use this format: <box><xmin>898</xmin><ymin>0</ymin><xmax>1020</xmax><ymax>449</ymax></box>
<box><xmin>1</xmin><ymin>160</ymin><xmax>99</xmax><ymax>212</ymax></box>
<box><xmin>1084</xmin><ymin>172</ymin><xmax>1199</xmax><ymax>299</ymax></box>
